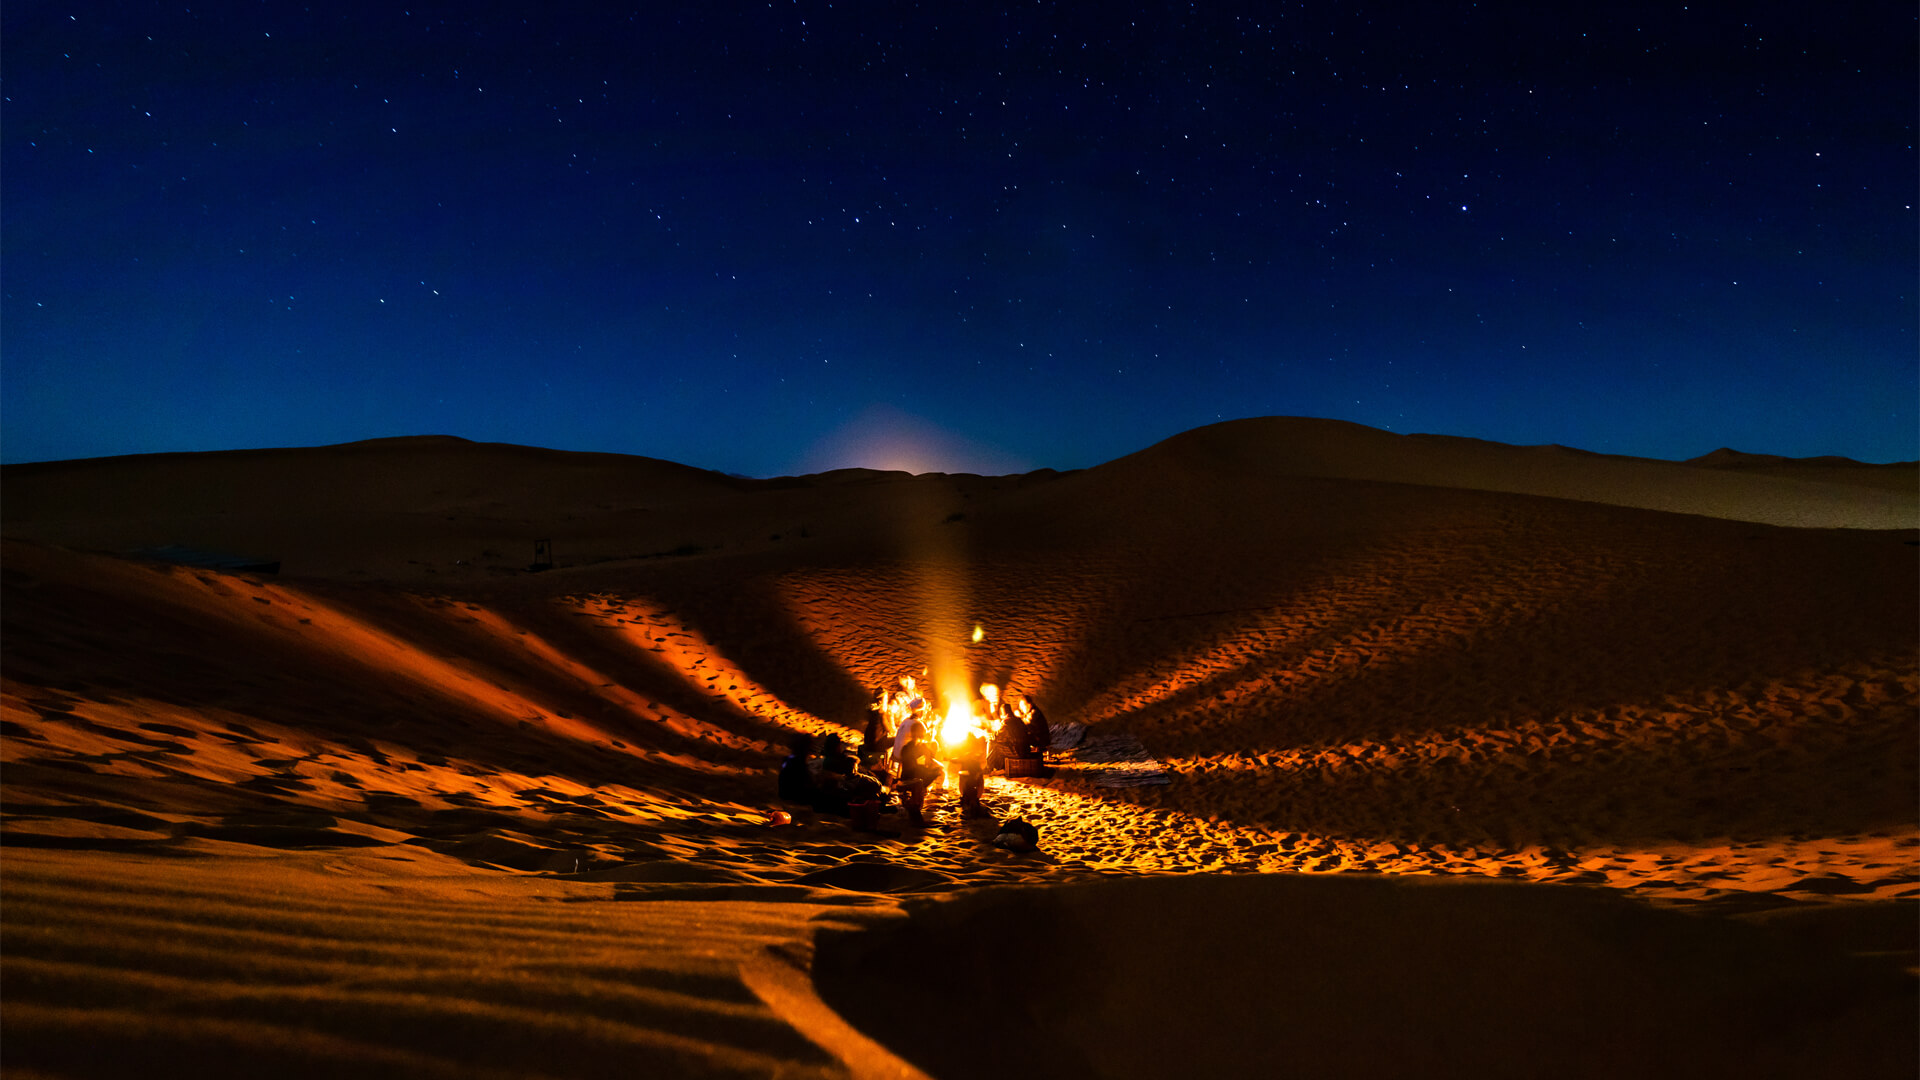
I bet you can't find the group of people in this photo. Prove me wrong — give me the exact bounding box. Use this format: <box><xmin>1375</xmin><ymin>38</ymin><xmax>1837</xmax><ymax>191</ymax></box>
<box><xmin>777</xmin><ymin>730</ymin><xmax>889</xmax><ymax>820</ymax></box>
<box><xmin>777</xmin><ymin>675</ymin><xmax>1055</xmax><ymax>830</ymax></box>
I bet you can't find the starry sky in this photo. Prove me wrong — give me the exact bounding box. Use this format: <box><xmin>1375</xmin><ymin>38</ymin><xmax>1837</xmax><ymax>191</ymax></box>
<box><xmin>4</xmin><ymin>1</ymin><xmax>1914</xmax><ymax>474</ymax></box>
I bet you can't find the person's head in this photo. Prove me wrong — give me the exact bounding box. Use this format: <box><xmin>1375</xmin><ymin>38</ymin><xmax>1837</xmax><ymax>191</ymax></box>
<box><xmin>823</xmin><ymin>733</ymin><xmax>843</xmax><ymax>753</ymax></box>
<box><xmin>787</xmin><ymin>731</ymin><xmax>814</xmax><ymax>755</ymax></box>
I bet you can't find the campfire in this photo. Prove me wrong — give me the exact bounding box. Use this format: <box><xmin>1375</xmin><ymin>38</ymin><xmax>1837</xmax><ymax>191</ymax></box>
<box><xmin>870</xmin><ymin>674</ymin><xmax>1050</xmax><ymax>788</ymax></box>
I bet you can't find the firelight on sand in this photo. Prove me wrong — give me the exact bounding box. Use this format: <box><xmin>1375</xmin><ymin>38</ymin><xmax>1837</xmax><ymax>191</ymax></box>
<box><xmin>0</xmin><ymin>420</ymin><xmax>1913</xmax><ymax>1078</ymax></box>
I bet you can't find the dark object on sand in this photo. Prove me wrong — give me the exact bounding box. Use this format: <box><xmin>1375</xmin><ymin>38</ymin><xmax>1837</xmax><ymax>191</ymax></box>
<box><xmin>847</xmin><ymin>800</ymin><xmax>881</xmax><ymax>830</ymax></box>
<box><xmin>992</xmin><ymin>818</ymin><xmax>1040</xmax><ymax>851</ymax></box>
<box><xmin>528</xmin><ymin>538</ymin><xmax>553</xmax><ymax>572</ymax></box>
<box><xmin>134</xmin><ymin>545</ymin><xmax>280</xmax><ymax>575</ymax></box>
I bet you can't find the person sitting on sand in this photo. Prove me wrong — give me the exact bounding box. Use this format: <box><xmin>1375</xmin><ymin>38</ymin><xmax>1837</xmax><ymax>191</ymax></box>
<box><xmin>812</xmin><ymin>729</ymin><xmax>892</xmax><ymax>823</ymax></box>
<box><xmin>778</xmin><ymin>732</ymin><xmax>815</xmax><ymax>805</ymax></box>
<box><xmin>890</xmin><ymin>694</ymin><xmax>927</xmax><ymax>764</ymax></box>
<box><xmin>858</xmin><ymin>695</ymin><xmax>895</xmax><ymax>782</ymax></box>
<box><xmin>862</xmin><ymin>686</ymin><xmax>893</xmax><ymax>754</ymax></box>
<box><xmin>1017</xmin><ymin>696</ymin><xmax>1052</xmax><ymax>756</ymax></box>
<box><xmin>840</xmin><ymin>763</ymin><xmax>885</xmax><ymax>807</ymax></box>
<box><xmin>811</xmin><ymin>733</ymin><xmax>858</xmax><ymax>815</ymax></box>
<box><xmin>820</xmin><ymin>732</ymin><xmax>856</xmax><ymax>775</ymax></box>
<box><xmin>859</xmin><ymin>736</ymin><xmax>893</xmax><ymax>785</ymax></box>
<box><xmin>951</xmin><ymin>725</ymin><xmax>990</xmax><ymax>818</ymax></box>
<box><xmin>891</xmin><ymin>711</ymin><xmax>940</xmax><ymax>829</ymax></box>
<box><xmin>989</xmin><ymin>698</ymin><xmax>1029</xmax><ymax>769</ymax></box>
<box><xmin>837</xmin><ymin>753</ymin><xmax>890</xmax><ymax>828</ymax></box>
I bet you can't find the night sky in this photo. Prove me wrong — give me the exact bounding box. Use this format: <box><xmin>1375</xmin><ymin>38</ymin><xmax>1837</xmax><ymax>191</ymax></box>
<box><xmin>4</xmin><ymin>2</ymin><xmax>1914</xmax><ymax>475</ymax></box>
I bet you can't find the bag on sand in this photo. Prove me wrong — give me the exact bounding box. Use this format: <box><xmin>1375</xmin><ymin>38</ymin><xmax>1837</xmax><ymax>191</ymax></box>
<box><xmin>847</xmin><ymin>800</ymin><xmax>881</xmax><ymax>830</ymax></box>
<box><xmin>991</xmin><ymin>817</ymin><xmax>1040</xmax><ymax>851</ymax></box>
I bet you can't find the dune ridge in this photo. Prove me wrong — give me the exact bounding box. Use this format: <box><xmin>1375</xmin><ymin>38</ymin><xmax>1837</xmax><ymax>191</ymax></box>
<box><xmin>3</xmin><ymin>417</ymin><xmax>1914</xmax><ymax>1076</ymax></box>
<box><xmin>1101</xmin><ymin>418</ymin><xmax>1917</xmax><ymax>529</ymax></box>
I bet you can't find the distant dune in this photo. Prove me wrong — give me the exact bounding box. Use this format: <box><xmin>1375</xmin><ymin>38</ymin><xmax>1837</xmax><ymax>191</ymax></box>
<box><xmin>7</xmin><ymin>422</ymin><xmax>1910</xmax><ymax>560</ymax></box>
<box><xmin>1097</xmin><ymin>417</ymin><xmax>1917</xmax><ymax>529</ymax></box>
<box><xmin>2</xmin><ymin>417</ymin><xmax>1913</xmax><ymax>1078</ymax></box>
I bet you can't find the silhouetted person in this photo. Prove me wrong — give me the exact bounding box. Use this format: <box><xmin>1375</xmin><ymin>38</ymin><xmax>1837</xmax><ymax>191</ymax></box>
<box><xmin>862</xmin><ymin>687</ymin><xmax>892</xmax><ymax>753</ymax></box>
<box><xmin>838</xmin><ymin>753</ymin><xmax>889</xmax><ymax>829</ymax></box>
<box><xmin>811</xmin><ymin>733</ymin><xmax>858</xmax><ymax>814</ymax></box>
<box><xmin>820</xmin><ymin>732</ymin><xmax>856</xmax><ymax>775</ymax></box>
<box><xmin>842</xmin><ymin>765</ymin><xmax>885</xmax><ymax>807</ymax></box>
<box><xmin>778</xmin><ymin>732</ymin><xmax>815</xmax><ymax>805</ymax></box>
<box><xmin>892</xmin><ymin>713</ymin><xmax>940</xmax><ymax>828</ymax></box>
<box><xmin>990</xmin><ymin>699</ymin><xmax>1029</xmax><ymax>768</ymax></box>
<box><xmin>952</xmin><ymin>727</ymin><xmax>990</xmax><ymax>818</ymax></box>
<box><xmin>1020</xmin><ymin>697</ymin><xmax>1052</xmax><ymax>755</ymax></box>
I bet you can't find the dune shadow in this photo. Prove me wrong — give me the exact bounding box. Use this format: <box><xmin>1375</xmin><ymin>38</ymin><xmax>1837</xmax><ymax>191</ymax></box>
<box><xmin>1153</xmin><ymin>710</ymin><xmax>1918</xmax><ymax>849</ymax></box>
<box><xmin>813</xmin><ymin>874</ymin><xmax>1917</xmax><ymax>1080</ymax></box>
<box><xmin>173</xmin><ymin>821</ymin><xmax>390</xmax><ymax>848</ymax></box>
<box><xmin>0</xmin><ymin>560</ymin><xmax>808</xmax><ymax>816</ymax></box>
<box><xmin>509</xmin><ymin>579</ymin><xmax>870</xmax><ymax>741</ymax></box>
<box><xmin>1022</xmin><ymin>477</ymin><xmax>1557</xmax><ymax>724</ymax></box>
<box><xmin>0</xmin><ymin>833</ymin><xmax>200</xmax><ymax>856</ymax></box>
<box><xmin>646</xmin><ymin>562</ymin><xmax>906</xmax><ymax>721</ymax></box>
<box><xmin>1075</xmin><ymin>492</ymin><xmax>1914</xmax><ymax>760</ymax></box>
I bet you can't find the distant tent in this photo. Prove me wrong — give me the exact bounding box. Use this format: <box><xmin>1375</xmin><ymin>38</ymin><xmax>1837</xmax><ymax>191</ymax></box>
<box><xmin>134</xmin><ymin>545</ymin><xmax>281</xmax><ymax>575</ymax></box>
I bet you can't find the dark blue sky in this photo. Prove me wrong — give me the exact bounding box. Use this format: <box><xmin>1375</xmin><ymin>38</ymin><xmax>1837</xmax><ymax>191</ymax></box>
<box><xmin>5</xmin><ymin>1</ymin><xmax>1914</xmax><ymax>473</ymax></box>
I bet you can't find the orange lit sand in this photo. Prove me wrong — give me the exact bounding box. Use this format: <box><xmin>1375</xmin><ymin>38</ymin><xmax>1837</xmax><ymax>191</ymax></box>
<box><xmin>3</xmin><ymin>418</ymin><xmax>1914</xmax><ymax>1077</ymax></box>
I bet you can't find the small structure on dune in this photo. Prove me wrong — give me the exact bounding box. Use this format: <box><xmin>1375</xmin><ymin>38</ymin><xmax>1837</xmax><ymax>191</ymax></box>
<box><xmin>528</xmin><ymin>538</ymin><xmax>554</xmax><ymax>572</ymax></box>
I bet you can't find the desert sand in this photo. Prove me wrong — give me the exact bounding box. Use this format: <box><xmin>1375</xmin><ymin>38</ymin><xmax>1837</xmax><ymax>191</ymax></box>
<box><xmin>3</xmin><ymin>416</ymin><xmax>1914</xmax><ymax>1078</ymax></box>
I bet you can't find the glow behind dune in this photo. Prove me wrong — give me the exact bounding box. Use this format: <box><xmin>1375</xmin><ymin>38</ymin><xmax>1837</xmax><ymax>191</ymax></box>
<box><xmin>793</xmin><ymin>405</ymin><xmax>1029</xmax><ymax>476</ymax></box>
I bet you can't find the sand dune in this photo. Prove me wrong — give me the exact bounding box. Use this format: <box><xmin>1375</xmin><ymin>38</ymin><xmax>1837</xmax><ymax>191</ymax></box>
<box><xmin>1100</xmin><ymin>417</ymin><xmax>1918</xmax><ymax>529</ymax></box>
<box><xmin>3</xmin><ymin>418</ymin><xmax>1914</xmax><ymax>1077</ymax></box>
<box><xmin>3</xmin><ymin>420</ymin><xmax>1911</xmax><ymax>580</ymax></box>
